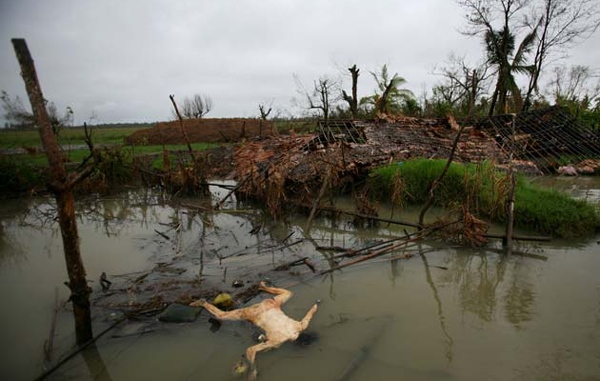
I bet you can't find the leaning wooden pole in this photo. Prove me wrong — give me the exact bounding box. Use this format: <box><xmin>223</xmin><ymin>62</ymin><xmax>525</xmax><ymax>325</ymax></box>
<box><xmin>418</xmin><ymin>115</ymin><xmax>465</xmax><ymax>229</ymax></box>
<box><xmin>12</xmin><ymin>38</ymin><xmax>93</xmax><ymax>345</ymax></box>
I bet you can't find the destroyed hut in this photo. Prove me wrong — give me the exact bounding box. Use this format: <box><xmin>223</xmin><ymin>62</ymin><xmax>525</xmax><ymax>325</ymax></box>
<box><xmin>232</xmin><ymin>107</ymin><xmax>600</xmax><ymax>212</ymax></box>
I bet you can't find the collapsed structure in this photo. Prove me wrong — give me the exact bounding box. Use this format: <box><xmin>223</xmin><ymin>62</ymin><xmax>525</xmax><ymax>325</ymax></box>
<box><xmin>232</xmin><ymin>107</ymin><xmax>600</xmax><ymax>212</ymax></box>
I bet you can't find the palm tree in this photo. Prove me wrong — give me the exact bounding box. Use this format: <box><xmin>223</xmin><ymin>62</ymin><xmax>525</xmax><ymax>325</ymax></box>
<box><xmin>486</xmin><ymin>26</ymin><xmax>537</xmax><ymax>115</ymax></box>
<box><xmin>362</xmin><ymin>64</ymin><xmax>414</xmax><ymax>115</ymax></box>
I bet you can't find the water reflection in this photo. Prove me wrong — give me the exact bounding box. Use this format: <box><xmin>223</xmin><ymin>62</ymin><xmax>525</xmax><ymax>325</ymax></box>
<box><xmin>502</xmin><ymin>260</ymin><xmax>535</xmax><ymax>329</ymax></box>
<box><xmin>81</xmin><ymin>344</ymin><xmax>113</xmax><ymax>381</ymax></box>
<box><xmin>438</xmin><ymin>249</ymin><xmax>536</xmax><ymax>329</ymax></box>
<box><xmin>0</xmin><ymin>220</ymin><xmax>23</xmax><ymax>266</ymax></box>
<box><xmin>420</xmin><ymin>249</ymin><xmax>454</xmax><ymax>363</ymax></box>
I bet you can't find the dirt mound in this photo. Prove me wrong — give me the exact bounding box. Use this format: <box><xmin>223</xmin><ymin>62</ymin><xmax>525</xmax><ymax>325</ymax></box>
<box><xmin>124</xmin><ymin>118</ymin><xmax>275</xmax><ymax>145</ymax></box>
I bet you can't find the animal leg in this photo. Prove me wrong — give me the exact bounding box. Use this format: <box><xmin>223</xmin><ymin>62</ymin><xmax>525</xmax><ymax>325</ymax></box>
<box><xmin>259</xmin><ymin>281</ymin><xmax>292</xmax><ymax>305</ymax></box>
<box><xmin>299</xmin><ymin>303</ymin><xmax>319</xmax><ymax>331</ymax></box>
<box><xmin>245</xmin><ymin>339</ymin><xmax>285</xmax><ymax>378</ymax></box>
<box><xmin>190</xmin><ymin>299</ymin><xmax>246</xmax><ymax>321</ymax></box>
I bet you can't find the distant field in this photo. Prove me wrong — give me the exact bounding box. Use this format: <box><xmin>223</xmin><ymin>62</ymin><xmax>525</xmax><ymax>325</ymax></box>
<box><xmin>0</xmin><ymin>124</ymin><xmax>153</xmax><ymax>149</ymax></box>
<box><xmin>3</xmin><ymin>143</ymin><xmax>218</xmax><ymax>167</ymax></box>
<box><xmin>0</xmin><ymin>119</ymin><xmax>317</xmax><ymax>149</ymax></box>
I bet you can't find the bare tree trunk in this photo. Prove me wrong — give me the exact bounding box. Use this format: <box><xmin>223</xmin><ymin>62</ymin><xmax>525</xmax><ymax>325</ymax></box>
<box><xmin>342</xmin><ymin>64</ymin><xmax>360</xmax><ymax>118</ymax></box>
<box><xmin>12</xmin><ymin>38</ymin><xmax>93</xmax><ymax>345</ymax></box>
<box><xmin>468</xmin><ymin>69</ymin><xmax>478</xmax><ymax>117</ymax></box>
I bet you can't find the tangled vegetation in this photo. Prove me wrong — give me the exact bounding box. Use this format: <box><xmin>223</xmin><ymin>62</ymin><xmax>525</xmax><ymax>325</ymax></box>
<box><xmin>368</xmin><ymin>159</ymin><xmax>600</xmax><ymax>238</ymax></box>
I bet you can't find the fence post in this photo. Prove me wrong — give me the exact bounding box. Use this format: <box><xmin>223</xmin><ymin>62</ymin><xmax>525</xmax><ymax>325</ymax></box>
<box><xmin>503</xmin><ymin>113</ymin><xmax>517</xmax><ymax>254</ymax></box>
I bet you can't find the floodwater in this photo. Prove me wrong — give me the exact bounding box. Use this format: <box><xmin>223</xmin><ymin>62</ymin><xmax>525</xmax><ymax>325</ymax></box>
<box><xmin>0</xmin><ymin>178</ymin><xmax>599</xmax><ymax>381</ymax></box>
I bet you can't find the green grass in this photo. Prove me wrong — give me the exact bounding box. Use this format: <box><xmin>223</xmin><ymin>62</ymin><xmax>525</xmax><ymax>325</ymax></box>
<box><xmin>513</xmin><ymin>179</ymin><xmax>600</xmax><ymax>237</ymax></box>
<box><xmin>0</xmin><ymin>124</ymin><xmax>151</xmax><ymax>149</ymax></box>
<box><xmin>369</xmin><ymin>159</ymin><xmax>600</xmax><ymax>238</ymax></box>
<box><xmin>4</xmin><ymin>142</ymin><xmax>218</xmax><ymax>166</ymax></box>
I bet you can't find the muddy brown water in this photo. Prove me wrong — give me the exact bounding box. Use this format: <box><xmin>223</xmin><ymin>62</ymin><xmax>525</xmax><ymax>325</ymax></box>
<box><xmin>1</xmin><ymin>178</ymin><xmax>599</xmax><ymax>381</ymax></box>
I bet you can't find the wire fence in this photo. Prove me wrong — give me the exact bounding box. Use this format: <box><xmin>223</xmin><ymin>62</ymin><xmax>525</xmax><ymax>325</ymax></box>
<box><xmin>314</xmin><ymin>106</ymin><xmax>600</xmax><ymax>174</ymax></box>
<box><xmin>474</xmin><ymin>106</ymin><xmax>600</xmax><ymax>174</ymax></box>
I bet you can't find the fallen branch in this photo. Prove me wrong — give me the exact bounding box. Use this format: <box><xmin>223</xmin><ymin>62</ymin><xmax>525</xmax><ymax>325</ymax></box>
<box><xmin>214</xmin><ymin>171</ymin><xmax>254</xmax><ymax>209</ymax></box>
<box><xmin>314</xmin><ymin>245</ymin><xmax>349</xmax><ymax>253</ymax></box>
<box><xmin>43</xmin><ymin>287</ymin><xmax>60</xmax><ymax>363</ymax></box>
<box><xmin>335</xmin><ymin>219</ymin><xmax>460</xmax><ymax>260</ymax></box>
<box><xmin>33</xmin><ymin>303</ymin><xmax>169</xmax><ymax>381</ymax></box>
<box><xmin>300</xmin><ymin>203</ymin><xmax>420</xmax><ymax>229</ymax></box>
<box><xmin>275</xmin><ymin>256</ymin><xmax>316</xmax><ymax>272</ymax></box>
<box><xmin>154</xmin><ymin>229</ymin><xmax>170</xmax><ymax>240</ymax></box>
<box><xmin>483</xmin><ymin>233</ymin><xmax>550</xmax><ymax>242</ymax></box>
<box><xmin>34</xmin><ymin>316</ymin><xmax>125</xmax><ymax>381</ymax></box>
<box><xmin>319</xmin><ymin>236</ymin><xmax>419</xmax><ymax>275</ymax></box>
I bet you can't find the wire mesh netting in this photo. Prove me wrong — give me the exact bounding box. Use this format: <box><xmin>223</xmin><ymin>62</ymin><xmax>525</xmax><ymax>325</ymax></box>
<box><xmin>475</xmin><ymin>106</ymin><xmax>600</xmax><ymax>174</ymax></box>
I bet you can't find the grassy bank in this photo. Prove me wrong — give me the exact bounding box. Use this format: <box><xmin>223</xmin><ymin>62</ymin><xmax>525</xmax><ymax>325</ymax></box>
<box><xmin>368</xmin><ymin>159</ymin><xmax>600</xmax><ymax>238</ymax></box>
<box><xmin>4</xmin><ymin>142</ymin><xmax>218</xmax><ymax>166</ymax></box>
<box><xmin>0</xmin><ymin>143</ymin><xmax>219</xmax><ymax>197</ymax></box>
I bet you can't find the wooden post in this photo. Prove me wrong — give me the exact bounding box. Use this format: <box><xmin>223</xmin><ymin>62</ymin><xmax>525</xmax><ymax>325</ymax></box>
<box><xmin>169</xmin><ymin>94</ymin><xmax>208</xmax><ymax>195</ymax></box>
<box><xmin>11</xmin><ymin>38</ymin><xmax>93</xmax><ymax>345</ymax></box>
<box><xmin>503</xmin><ymin>114</ymin><xmax>517</xmax><ymax>254</ymax></box>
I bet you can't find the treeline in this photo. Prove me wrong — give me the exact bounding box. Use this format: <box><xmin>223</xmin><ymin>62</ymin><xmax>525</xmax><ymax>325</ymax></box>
<box><xmin>291</xmin><ymin>0</ymin><xmax>600</xmax><ymax>128</ymax></box>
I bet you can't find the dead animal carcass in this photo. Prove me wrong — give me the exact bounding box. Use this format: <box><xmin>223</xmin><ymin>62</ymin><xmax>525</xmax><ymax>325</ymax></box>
<box><xmin>190</xmin><ymin>281</ymin><xmax>319</xmax><ymax>380</ymax></box>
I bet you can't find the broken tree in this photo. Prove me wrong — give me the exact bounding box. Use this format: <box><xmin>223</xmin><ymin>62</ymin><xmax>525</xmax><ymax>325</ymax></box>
<box><xmin>12</xmin><ymin>38</ymin><xmax>94</xmax><ymax>345</ymax></box>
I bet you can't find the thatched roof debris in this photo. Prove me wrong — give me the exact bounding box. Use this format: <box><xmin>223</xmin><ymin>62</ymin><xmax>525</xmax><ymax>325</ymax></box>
<box><xmin>124</xmin><ymin>118</ymin><xmax>274</xmax><ymax>145</ymax></box>
<box><xmin>232</xmin><ymin>116</ymin><xmax>532</xmax><ymax>212</ymax></box>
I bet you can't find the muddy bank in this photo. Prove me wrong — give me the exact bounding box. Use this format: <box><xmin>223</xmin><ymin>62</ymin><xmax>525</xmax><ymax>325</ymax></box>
<box><xmin>124</xmin><ymin>118</ymin><xmax>275</xmax><ymax>145</ymax></box>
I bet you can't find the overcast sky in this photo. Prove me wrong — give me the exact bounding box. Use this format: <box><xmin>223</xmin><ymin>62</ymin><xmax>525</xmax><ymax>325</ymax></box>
<box><xmin>1</xmin><ymin>0</ymin><xmax>599</xmax><ymax>125</ymax></box>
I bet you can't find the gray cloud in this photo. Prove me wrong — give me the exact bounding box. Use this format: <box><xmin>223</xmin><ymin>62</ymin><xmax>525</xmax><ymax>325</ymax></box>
<box><xmin>1</xmin><ymin>0</ymin><xmax>598</xmax><ymax>125</ymax></box>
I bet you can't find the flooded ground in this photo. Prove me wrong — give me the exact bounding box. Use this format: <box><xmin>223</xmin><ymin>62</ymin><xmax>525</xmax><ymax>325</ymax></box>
<box><xmin>1</xmin><ymin>178</ymin><xmax>599</xmax><ymax>381</ymax></box>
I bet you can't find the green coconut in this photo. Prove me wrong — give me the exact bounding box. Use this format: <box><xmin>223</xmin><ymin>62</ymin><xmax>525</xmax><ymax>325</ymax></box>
<box><xmin>213</xmin><ymin>293</ymin><xmax>234</xmax><ymax>309</ymax></box>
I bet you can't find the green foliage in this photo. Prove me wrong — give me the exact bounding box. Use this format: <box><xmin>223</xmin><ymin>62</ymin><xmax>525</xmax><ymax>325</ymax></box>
<box><xmin>485</xmin><ymin>26</ymin><xmax>537</xmax><ymax>114</ymax></box>
<box><xmin>555</xmin><ymin>96</ymin><xmax>600</xmax><ymax>130</ymax></box>
<box><xmin>513</xmin><ymin>179</ymin><xmax>600</xmax><ymax>237</ymax></box>
<box><xmin>362</xmin><ymin>64</ymin><xmax>415</xmax><ymax>116</ymax></box>
<box><xmin>93</xmin><ymin>146</ymin><xmax>134</xmax><ymax>184</ymax></box>
<box><xmin>0</xmin><ymin>156</ymin><xmax>45</xmax><ymax>196</ymax></box>
<box><xmin>370</xmin><ymin>159</ymin><xmax>502</xmax><ymax>210</ymax></box>
<box><xmin>369</xmin><ymin>159</ymin><xmax>600</xmax><ymax>238</ymax></box>
<box><xmin>0</xmin><ymin>142</ymin><xmax>218</xmax><ymax>195</ymax></box>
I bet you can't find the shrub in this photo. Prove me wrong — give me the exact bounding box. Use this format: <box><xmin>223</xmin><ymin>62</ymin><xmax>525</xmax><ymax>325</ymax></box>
<box><xmin>369</xmin><ymin>159</ymin><xmax>600</xmax><ymax>238</ymax></box>
<box><xmin>0</xmin><ymin>156</ymin><xmax>45</xmax><ymax>197</ymax></box>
